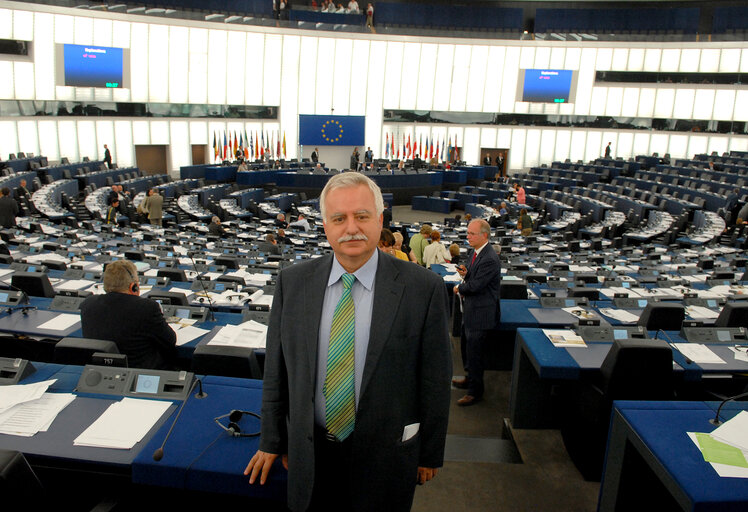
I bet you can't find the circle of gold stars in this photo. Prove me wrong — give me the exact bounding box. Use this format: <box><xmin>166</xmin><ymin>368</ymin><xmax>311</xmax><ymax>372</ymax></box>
<box><xmin>321</xmin><ymin>120</ymin><xmax>344</xmax><ymax>143</ymax></box>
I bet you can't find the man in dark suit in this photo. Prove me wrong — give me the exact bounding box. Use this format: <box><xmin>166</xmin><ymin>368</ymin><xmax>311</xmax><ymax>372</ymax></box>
<box><xmin>258</xmin><ymin>233</ymin><xmax>282</xmax><ymax>255</ymax></box>
<box><xmin>452</xmin><ymin>219</ymin><xmax>501</xmax><ymax>406</ymax></box>
<box><xmin>364</xmin><ymin>146</ymin><xmax>373</xmax><ymax>167</ymax></box>
<box><xmin>0</xmin><ymin>187</ymin><xmax>18</xmax><ymax>228</ymax></box>
<box><xmin>245</xmin><ymin>173</ymin><xmax>451</xmax><ymax>512</ymax></box>
<box><xmin>208</xmin><ymin>215</ymin><xmax>226</xmax><ymax>237</ymax></box>
<box><xmin>80</xmin><ymin>260</ymin><xmax>176</xmax><ymax>369</ymax></box>
<box><xmin>311</xmin><ymin>147</ymin><xmax>319</xmax><ymax>163</ymax></box>
<box><xmin>103</xmin><ymin>144</ymin><xmax>112</xmax><ymax>169</ymax></box>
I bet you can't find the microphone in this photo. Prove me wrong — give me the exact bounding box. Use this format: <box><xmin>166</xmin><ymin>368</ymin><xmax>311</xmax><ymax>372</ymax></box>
<box><xmin>187</xmin><ymin>251</ymin><xmax>215</xmax><ymax>321</ymax></box>
<box><xmin>152</xmin><ymin>378</ymin><xmax>207</xmax><ymax>462</ymax></box>
<box><xmin>709</xmin><ymin>390</ymin><xmax>748</xmax><ymax>426</ymax></box>
<box><xmin>0</xmin><ymin>281</ymin><xmax>31</xmax><ymax>306</ymax></box>
<box><xmin>657</xmin><ymin>330</ymin><xmax>693</xmax><ymax>364</ymax></box>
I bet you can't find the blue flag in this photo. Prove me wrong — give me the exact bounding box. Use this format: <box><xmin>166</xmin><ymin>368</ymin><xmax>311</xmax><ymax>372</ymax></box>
<box><xmin>299</xmin><ymin>115</ymin><xmax>365</xmax><ymax>146</ymax></box>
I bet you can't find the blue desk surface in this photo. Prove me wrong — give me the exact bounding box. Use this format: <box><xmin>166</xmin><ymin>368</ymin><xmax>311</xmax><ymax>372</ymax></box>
<box><xmin>132</xmin><ymin>375</ymin><xmax>286</xmax><ymax>500</ymax></box>
<box><xmin>612</xmin><ymin>401</ymin><xmax>748</xmax><ymax>511</ymax></box>
<box><xmin>0</xmin><ymin>364</ymin><xmax>176</xmax><ymax>469</ymax></box>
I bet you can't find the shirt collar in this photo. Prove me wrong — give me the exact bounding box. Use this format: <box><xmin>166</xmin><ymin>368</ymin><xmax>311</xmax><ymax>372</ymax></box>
<box><xmin>328</xmin><ymin>250</ymin><xmax>378</xmax><ymax>291</ymax></box>
<box><xmin>473</xmin><ymin>241</ymin><xmax>489</xmax><ymax>256</ymax></box>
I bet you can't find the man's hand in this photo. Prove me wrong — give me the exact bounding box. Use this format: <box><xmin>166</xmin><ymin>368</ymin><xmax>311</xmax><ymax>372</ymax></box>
<box><xmin>244</xmin><ymin>450</ymin><xmax>288</xmax><ymax>485</ymax></box>
<box><xmin>456</xmin><ymin>265</ymin><xmax>467</xmax><ymax>277</ymax></box>
<box><xmin>417</xmin><ymin>466</ymin><xmax>439</xmax><ymax>485</ymax></box>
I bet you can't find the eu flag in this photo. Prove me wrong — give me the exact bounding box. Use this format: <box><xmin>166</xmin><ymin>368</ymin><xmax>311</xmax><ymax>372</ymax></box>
<box><xmin>299</xmin><ymin>115</ymin><xmax>365</xmax><ymax>146</ymax></box>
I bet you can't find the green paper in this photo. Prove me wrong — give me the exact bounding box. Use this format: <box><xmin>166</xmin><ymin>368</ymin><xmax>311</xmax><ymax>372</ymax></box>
<box><xmin>695</xmin><ymin>432</ymin><xmax>748</xmax><ymax>468</ymax></box>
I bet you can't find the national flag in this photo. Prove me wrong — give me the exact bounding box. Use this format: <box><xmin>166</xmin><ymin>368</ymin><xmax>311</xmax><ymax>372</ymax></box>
<box><xmin>260</xmin><ymin>131</ymin><xmax>265</xmax><ymax>158</ymax></box>
<box><xmin>213</xmin><ymin>132</ymin><xmax>218</xmax><ymax>162</ymax></box>
<box><xmin>435</xmin><ymin>139</ymin><xmax>440</xmax><ymax>161</ymax></box>
<box><xmin>407</xmin><ymin>135</ymin><xmax>411</xmax><ymax>159</ymax></box>
<box><xmin>244</xmin><ymin>129</ymin><xmax>250</xmax><ymax>159</ymax></box>
<box><xmin>277</xmin><ymin>131</ymin><xmax>281</xmax><ymax>159</ymax></box>
<box><xmin>223</xmin><ymin>132</ymin><xmax>227</xmax><ymax>160</ymax></box>
<box><xmin>385</xmin><ymin>133</ymin><xmax>389</xmax><ymax>159</ymax></box>
<box><xmin>233</xmin><ymin>132</ymin><xmax>238</xmax><ymax>158</ymax></box>
<box><xmin>282</xmin><ymin>131</ymin><xmax>287</xmax><ymax>158</ymax></box>
<box><xmin>447</xmin><ymin>137</ymin><xmax>452</xmax><ymax>162</ymax></box>
<box><xmin>249</xmin><ymin>132</ymin><xmax>254</xmax><ymax>161</ymax></box>
<box><xmin>419</xmin><ymin>134</ymin><xmax>423</xmax><ymax>157</ymax></box>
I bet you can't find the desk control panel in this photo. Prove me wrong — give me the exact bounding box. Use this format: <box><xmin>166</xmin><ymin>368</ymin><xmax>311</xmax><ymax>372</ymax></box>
<box><xmin>162</xmin><ymin>304</ymin><xmax>210</xmax><ymax>322</ymax></box>
<box><xmin>76</xmin><ymin>365</ymin><xmax>194</xmax><ymax>400</ymax></box>
<box><xmin>613</xmin><ymin>297</ymin><xmax>654</xmax><ymax>309</ymax></box>
<box><xmin>679</xmin><ymin>327</ymin><xmax>748</xmax><ymax>344</ymax></box>
<box><xmin>539</xmin><ymin>296</ymin><xmax>589</xmax><ymax>308</ymax></box>
<box><xmin>577</xmin><ymin>325</ymin><xmax>649</xmax><ymax>342</ymax></box>
<box><xmin>0</xmin><ymin>290</ymin><xmax>26</xmax><ymax>306</ymax></box>
<box><xmin>50</xmin><ymin>295</ymin><xmax>86</xmax><ymax>312</ymax></box>
<box><xmin>0</xmin><ymin>357</ymin><xmax>35</xmax><ymax>384</ymax></box>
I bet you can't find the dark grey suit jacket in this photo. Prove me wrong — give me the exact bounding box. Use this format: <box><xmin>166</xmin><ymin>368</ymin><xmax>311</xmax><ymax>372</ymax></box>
<box><xmin>457</xmin><ymin>245</ymin><xmax>501</xmax><ymax>331</ymax></box>
<box><xmin>259</xmin><ymin>251</ymin><xmax>452</xmax><ymax>512</ymax></box>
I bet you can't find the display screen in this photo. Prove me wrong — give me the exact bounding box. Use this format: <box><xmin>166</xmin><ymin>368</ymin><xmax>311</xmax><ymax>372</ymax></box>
<box><xmin>0</xmin><ymin>292</ymin><xmax>8</xmax><ymax>302</ymax></box>
<box><xmin>637</xmin><ymin>299</ymin><xmax>648</xmax><ymax>308</ymax></box>
<box><xmin>518</xmin><ymin>69</ymin><xmax>577</xmax><ymax>104</ymax></box>
<box><xmin>565</xmin><ymin>299</ymin><xmax>575</xmax><ymax>307</ymax></box>
<box><xmin>135</xmin><ymin>374</ymin><xmax>160</xmax><ymax>394</ymax></box>
<box><xmin>613</xmin><ymin>329</ymin><xmax>628</xmax><ymax>340</ymax></box>
<box><xmin>56</xmin><ymin>44</ymin><xmax>130</xmax><ymax>88</ymax></box>
<box><xmin>175</xmin><ymin>308</ymin><xmax>190</xmax><ymax>319</ymax></box>
<box><xmin>717</xmin><ymin>330</ymin><xmax>730</xmax><ymax>342</ymax></box>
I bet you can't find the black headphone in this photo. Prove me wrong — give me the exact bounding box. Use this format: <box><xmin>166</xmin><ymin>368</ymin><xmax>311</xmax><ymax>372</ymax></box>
<box><xmin>214</xmin><ymin>410</ymin><xmax>261</xmax><ymax>437</ymax></box>
<box><xmin>125</xmin><ymin>265</ymin><xmax>139</xmax><ymax>293</ymax></box>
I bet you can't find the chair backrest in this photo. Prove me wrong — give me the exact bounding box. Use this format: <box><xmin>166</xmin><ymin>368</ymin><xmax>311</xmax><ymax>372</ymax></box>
<box><xmin>714</xmin><ymin>302</ymin><xmax>748</xmax><ymax>328</ymax></box>
<box><xmin>600</xmin><ymin>338</ymin><xmax>673</xmax><ymax>400</ymax></box>
<box><xmin>214</xmin><ymin>255</ymin><xmax>240</xmax><ymax>269</ymax></box>
<box><xmin>191</xmin><ymin>345</ymin><xmax>263</xmax><ymax>379</ymax></box>
<box><xmin>54</xmin><ymin>337</ymin><xmax>119</xmax><ymax>365</ymax></box>
<box><xmin>637</xmin><ymin>302</ymin><xmax>685</xmax><ymax>331</ymax></box>
<box><xmin>156</xmin><ymin>268</ymin><xmax>188</xmax><ymax>282</ymax></box>
<box><xmin>499</xmin><ymin>281</ymin><xmax>528</xmax><ymax>300</ymax></box>
<box><xmin>11</xmin><ymin>272</ymin><xmax>55</xmax><ymax>298</ymax></box>
<box><xmin>568</xmin><ymin>287</ymin><xmax>600</xmax><ymax>301</ymax></box>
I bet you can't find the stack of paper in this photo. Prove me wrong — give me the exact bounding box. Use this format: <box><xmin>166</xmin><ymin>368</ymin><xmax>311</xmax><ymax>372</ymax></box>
<box><xmin>0</xmin><ymin>379</ymin><xmax>57</xmax><ymax>413</ymax></box>
<box><xmin>0</xmin><ymin>393</ymin><xmax>76</xmax><ymax>436</ymax></box>
<box><xmin>74</xmin><ymin>398</ymin><xmax>172</xmax><ymax>449</ymax></box>
<box><xmin>208</xmin><ymin>320</ymin><xmax>268</xmax><ymax>349</ymax></box>
<box><xmin>689</xmin><ymin>411</ymin><xmax>748</xmax><ymax>478</ymax></box>
<box><xmin>542</xmin><ymin>329</ymin><xmax>587</xmax><ymax>348</ymax></box>
<box><xmin>598</xmin><ymin>308</ymin><xmax>640</xmax><ymax>325</ymax></box>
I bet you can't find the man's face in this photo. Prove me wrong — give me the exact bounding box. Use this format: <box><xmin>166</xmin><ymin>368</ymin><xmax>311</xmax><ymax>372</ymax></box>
<box><xmin>323</xmin><ymin>184</ymin><xmax>382</xmax><ymax>270</ymax></box>
<box><xmin>466</xmin><ymin>221</ymin><xmax>488</xmax><ymax>249</ymax></box>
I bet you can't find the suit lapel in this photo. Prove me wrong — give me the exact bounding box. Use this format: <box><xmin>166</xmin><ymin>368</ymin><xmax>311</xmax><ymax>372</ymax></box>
<box><xmin>360</xmin><ymin>252</ymin><xmax>404</xmax><ymax>398</ymax></box>
<box><xmin>303</xmin><ymin>255</ymin><xmax>332</xmax><ymax>388</ymax></box>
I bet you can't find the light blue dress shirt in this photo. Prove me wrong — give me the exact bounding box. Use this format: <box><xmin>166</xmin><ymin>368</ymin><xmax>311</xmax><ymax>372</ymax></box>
<box><xmin>314</xmin><ymin>250</ymin><xmax>378</xmax><ymax>427</ymax></box>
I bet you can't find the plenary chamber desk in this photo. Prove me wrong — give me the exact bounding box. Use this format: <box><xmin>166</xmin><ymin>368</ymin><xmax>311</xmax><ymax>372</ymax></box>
<box><xmin>0</xmin><ymin>363</ymin><xmax>286</xmax><ymax>507</ymax></box>
<box><xmin>599</xmin><ymin>401</ymin><xmax>748</xmax><ymax>512</ymax></box>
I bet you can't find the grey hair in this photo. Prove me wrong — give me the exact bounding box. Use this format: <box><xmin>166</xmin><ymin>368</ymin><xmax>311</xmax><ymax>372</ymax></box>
<box><xmin>103</xmin><ymin>260</ymin><xmax>139</xmax><ymax>293</ymax></box>
<box><xmin>320</xmin><ymin>172</ymin><xmax>384</xmax><ymax>222</ymax></box>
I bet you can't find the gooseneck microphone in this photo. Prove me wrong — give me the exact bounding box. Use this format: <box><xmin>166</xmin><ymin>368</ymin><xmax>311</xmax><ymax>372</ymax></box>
<box><xmin>152</xmin><ymin>378</ymin><xmax>207</xmax><ymax>462</ymax></box>
<box><xmin>187</xmin><ymin>251</ymin><xmax>216</xmax><ymax>321</ymax></box>
<box><xmin>709</xmin><ymin>390</ymin><xmax>748</xmax><ymax>426</ymax></box>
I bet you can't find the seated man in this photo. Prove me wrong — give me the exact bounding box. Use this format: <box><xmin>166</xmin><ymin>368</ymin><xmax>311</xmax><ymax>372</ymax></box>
<box><xmin>258</xmin><ymin>233</ymin><xmax>282</xmax><ymax>255</ymax></box>
<box><xmin>208</xmin><ymin>215</ymin><xmax>226</xmax><ymax>237</ymax></box>
<box><xmin>80</xmin><ymin>260</ymin><xmax>177</xmax><ymax>369</ymax></box>
<box><xmin>287</xmin><ymin>214</ymin><xmax>311</xmax><ymax>232</ymax></box>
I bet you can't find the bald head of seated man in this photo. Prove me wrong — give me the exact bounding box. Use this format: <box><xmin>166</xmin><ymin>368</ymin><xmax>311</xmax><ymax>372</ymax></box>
<box><xmin>79</xmin><ymin>259</ymin><xmax>177</xmax><ymax>369</ymax></box>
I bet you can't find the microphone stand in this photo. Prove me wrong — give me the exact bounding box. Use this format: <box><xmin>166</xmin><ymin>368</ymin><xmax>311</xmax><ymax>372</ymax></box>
<box><xmin>710</xmin><ymin>390</ymin><xmax>748</xmax><ymax>426</ymax></box>
<box><xmin>188</xmin><ymin>251</ymin><xmax>216</xmax><ymax>321</ymax></box>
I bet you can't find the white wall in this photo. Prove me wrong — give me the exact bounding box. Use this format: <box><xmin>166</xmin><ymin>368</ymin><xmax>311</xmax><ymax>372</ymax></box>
<box><xmin>0</xmin><ymin>2</ymin><xmax>747</xmax><ymax>173</ymax></box>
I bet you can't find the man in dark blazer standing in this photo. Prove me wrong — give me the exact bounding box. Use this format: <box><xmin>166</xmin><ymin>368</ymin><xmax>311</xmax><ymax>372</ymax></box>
<box><xmin>245</xmin><ymin>173</ymin><xmax>451</xmax><ymax>512</ymax></box>
<box><xmin>0</xmin><ymin>187</ymin><xmax>18</xmax><ymax>228</ymax></box>
<box><xmin>452</xmin><ymin>219</ymin><xmax>501</xmax><ymax>406</ymax></box>
<box><xmin>103</xmin><ymin>144</ymin><xmax>112</xmax><ymax>169</ymax></box>
<box><xmin>80</xmin><ymin>260</ymin><xmax>176</xmax><ymax>369</ymax></box>
<box><xmin>311</xmin><ymin>147</ymin><xmax>319</xmax><ymax>163</ymax></box>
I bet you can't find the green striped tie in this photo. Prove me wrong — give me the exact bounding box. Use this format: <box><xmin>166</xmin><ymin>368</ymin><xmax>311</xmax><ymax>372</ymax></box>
<box><xmin>324</xmin><ymin>273</ymin><xmax>356</xmax><ymax>441</ymax></box>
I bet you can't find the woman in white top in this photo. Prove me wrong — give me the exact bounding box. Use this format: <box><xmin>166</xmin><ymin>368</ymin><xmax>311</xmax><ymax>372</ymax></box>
<box><xmin>347</xmin><ymin>0</ymin><xmax>360</xmax><ymax>13</ymax></box>
<box><xmin>422</xmin><ymin>230</ymin><xmax>452</xmax><ymax>268</ymax></box>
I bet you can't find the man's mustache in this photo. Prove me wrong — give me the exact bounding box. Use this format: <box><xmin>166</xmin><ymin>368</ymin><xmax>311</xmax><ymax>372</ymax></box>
<box><xmin>338</xmin><ymin>234</ymin><xmax>368</xmax><ymax>243</ymax></box>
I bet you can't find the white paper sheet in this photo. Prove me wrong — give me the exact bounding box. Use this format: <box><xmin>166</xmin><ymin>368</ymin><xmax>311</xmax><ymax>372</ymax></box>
<box><xmin>208</xmin><ymin>320</ymin><xmax>268</xmax><ymax>349</ymax></box>
<box><xmin>0</xmin><ymin>393</ymin><xmax>76</xmax><ymax>436</ymax></box>
<box><xmin>37</xmin><ymin>313</ymin><xmax>81</xmax><ymax>332</ymax></box>
<box><xmin>712</xmin><ymin>411</ymin><xmax>748</xmax><ymax>452</ymax></box>
<box><xmin>0</xmin><ymin>380</ymin><xmax>57</xmax><ymax>414</ymax></box>
<box><xmin>175</xmin><ymin>325</ymin><xmax>210</xmax><ymax>346</ymax></box>
<box><xmin>74</xmin><ymin>397</ymin><xmax>172</xmax><ymax>449</ymax></box>
<box><xmin>671</xmin><ymin>343</ymin><xmax>726</xmax><ymax>364</ymax></box>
